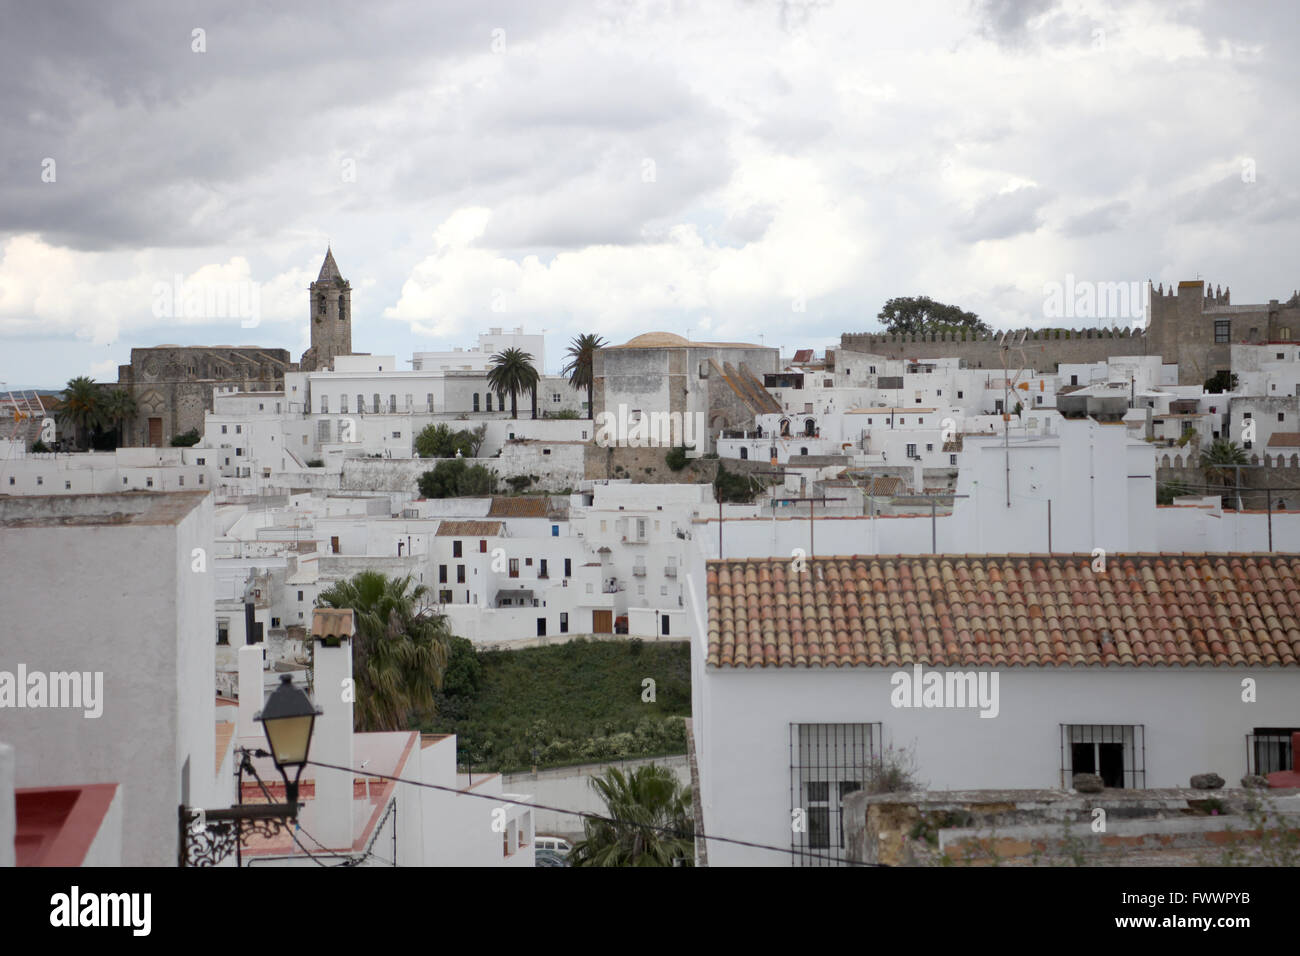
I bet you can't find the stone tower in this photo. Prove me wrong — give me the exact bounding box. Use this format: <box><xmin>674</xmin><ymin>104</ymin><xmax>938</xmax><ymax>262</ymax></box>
<box><xmin>301</xmin><ymin>247</ymin><xmax>352</xmax><ymax>371</ymax></box>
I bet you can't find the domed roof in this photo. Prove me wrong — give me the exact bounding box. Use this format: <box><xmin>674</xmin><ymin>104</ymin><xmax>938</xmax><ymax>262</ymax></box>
<box><xmin>620</xmin><ymin>332</ymin><xmax>690</xmax><ymax>348</ymax></box>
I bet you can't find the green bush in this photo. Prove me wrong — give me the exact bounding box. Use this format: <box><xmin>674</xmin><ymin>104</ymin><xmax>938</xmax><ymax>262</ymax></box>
<box><xmin>415</xmin><ymin>423</ymin><xmax>486</xmax><ymax>458</ymax></box>
<box><xmin>665</xmin><ymin>447</ymin><xmax>688</xmax><ymax>471</ymax></box>
<box><xmin>170</xmin><ymin>428</ymin><xmax>201</xmax><ymax>447</ymax></box>
<box><xmin>418</xmin><ymin>460</ymin><xmax>498</xmax><ymax>498</ymax></box>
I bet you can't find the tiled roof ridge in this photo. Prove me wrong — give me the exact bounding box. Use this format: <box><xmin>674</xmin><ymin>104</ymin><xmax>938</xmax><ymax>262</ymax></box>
<box><xmin>705</xmin><ymin>552</ymin><xmax>1300</xmax><ymax>669</ymax></box>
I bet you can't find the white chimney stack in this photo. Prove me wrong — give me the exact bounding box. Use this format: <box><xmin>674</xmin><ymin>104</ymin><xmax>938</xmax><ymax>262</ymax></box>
<box><xmin>237</xmin><ymin>644</ymin><xmax>265</xmax><ymax>741</ymax></box>
<box><xmin>311</xmin><ymin>608</ymin><xmax>356</xmax><ymax>849</ymax></box>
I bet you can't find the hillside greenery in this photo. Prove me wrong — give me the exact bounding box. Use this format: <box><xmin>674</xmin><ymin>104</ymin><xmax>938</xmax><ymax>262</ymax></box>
<box><xmin>423</xmin><ymin>637</ymin><xmax>691</xmax><ymax>773</ymax></box>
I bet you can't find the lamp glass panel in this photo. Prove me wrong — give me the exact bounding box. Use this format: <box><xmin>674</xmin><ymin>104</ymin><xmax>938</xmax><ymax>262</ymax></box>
<box><xmin>264</xmin><ymin>714</ymin><xmax>314</xmax><ymax>767</ymax></box>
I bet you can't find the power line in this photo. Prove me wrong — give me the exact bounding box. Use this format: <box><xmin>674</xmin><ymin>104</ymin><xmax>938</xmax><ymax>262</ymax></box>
<box><xmin>305</xmin><ymin>759</ymin><xmax>880</xmax><ymax>866</ymax></box>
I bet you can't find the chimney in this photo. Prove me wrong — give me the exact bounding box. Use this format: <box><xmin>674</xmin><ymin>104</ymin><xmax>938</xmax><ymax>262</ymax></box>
<box><xmin>237</xmin><ymin>643</ymin><xmax>266</xmax><ymax>741</ymax></box>
<box><xmin>311</xmin><ymin>608</ymin><xmax>356</xmax><ymax>849</ymax></box>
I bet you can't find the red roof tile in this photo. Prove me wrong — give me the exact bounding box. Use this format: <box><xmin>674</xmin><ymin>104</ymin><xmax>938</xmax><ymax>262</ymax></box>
<box><xmin>706</xmin><ymin>554</ymin><xmax>1300</xmax><ymax>669</ymax></box>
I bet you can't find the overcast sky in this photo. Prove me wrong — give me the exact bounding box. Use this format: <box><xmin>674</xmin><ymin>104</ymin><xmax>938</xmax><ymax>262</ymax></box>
<box><xmin>2</xmin><ymin>0</ymin><xmax>1298</xmax><ymax>388</ymax></box>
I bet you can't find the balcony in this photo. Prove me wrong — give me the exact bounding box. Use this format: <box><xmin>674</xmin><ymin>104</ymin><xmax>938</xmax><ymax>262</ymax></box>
<box><xmin>664</xmin><ymin>566</ymin><xmax>677</xmax><ymax>577</ymax></box>
<box><xmin>632</xmin><ymin>566</ymin><xmax>647</xmax><ymax>577</ymax></box>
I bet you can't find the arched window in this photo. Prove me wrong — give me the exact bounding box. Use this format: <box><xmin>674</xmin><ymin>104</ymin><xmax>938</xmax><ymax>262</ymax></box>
<box><xmin>372</xmin><ymin>393</ymin><xmax>380</xmax><ymax>413</ymax></box>
<box><xmin>804</xmin><ymin>419</ymin><xmax>816</xmax><ymax>437</ymax></box>
<box><xmin>338</xmin><ymin>297</ymin><xmax>347</xmax><ymax>321</ymax></box>
<box><xmin>357</xmin><ymin>394</ymin><xmax>364</xmax><ymax>414</ymax></box>
<box><xmin>318</xmin><ymin>296</ymin><xmax>326</xmax><ymax>315</ymax></box>
<box><xmin>473</xmin><ymin>393</ymin><xmax>480</xmax><ymax>412</ymax></box>
<box><xmin>779</xmin><ymin>419</ymin><xmax>791</xmax><ymax>437</ymax></box>
<box><xmin>801</xmin><ymin>447</ymin><xmax>808</xmax><ymax>456</ymax></box>
<box><xmin>486</xmin><ymin>393</ymin><xmax>493</xmax><ymax>412</ymax></box>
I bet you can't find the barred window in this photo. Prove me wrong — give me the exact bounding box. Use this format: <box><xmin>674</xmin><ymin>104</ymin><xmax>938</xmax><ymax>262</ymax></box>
<box><xmin>790</xmin><ymin>723</ymin><xmax>882</xmax><ymax>866</ymax></box>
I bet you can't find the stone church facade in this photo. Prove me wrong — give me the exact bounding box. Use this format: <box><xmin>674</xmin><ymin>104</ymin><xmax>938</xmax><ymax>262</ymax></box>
<box><xmin>117</xmin><ymin>249</ymin><xmax>352</xmax><ymax>446</ymax></box>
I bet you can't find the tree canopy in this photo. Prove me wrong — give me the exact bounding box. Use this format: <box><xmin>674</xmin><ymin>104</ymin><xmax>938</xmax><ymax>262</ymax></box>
<box><xmin>315</xmin><ymin>571</ymin><xmax>453</xmax><ymax>732</ymax></box>
<box><xmin>415</xmin><ymin>422</ymin><xmax>486</xmax><ymax>459</ymax></box>
<box><xmin>877</xmin><ymin>296</ymin><xmax>990</xmax><ymax>336</ymax></box>
<box><xmin>561</xmin><ymin>333</ymin><xmax>606</xmax><ymax>420</ymax></box>
<box><xmin>417</xmin><ymin>459</ymin><xmax>498</xmax><ymax>498</ymax></box>
<box><xmin>487</xmin><ymin>347</ymin><xmax>540</xmax><ymax>420</ymax></box>
<box><xmin>569</xmin><ymin>764</ymin><xmax>694</xmax><ymax>867</ymax></box>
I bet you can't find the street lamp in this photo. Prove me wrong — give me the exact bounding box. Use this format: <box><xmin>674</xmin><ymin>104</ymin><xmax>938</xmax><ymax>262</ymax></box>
<box><xmin>179</xmin><ymin>675</ymin><xmax>322</xmax><ymax>866</ymax></box>
<box><xmin>255</xmin><ymin>674</ymin><xmax>322</xmax><ymax>809</ymax></box>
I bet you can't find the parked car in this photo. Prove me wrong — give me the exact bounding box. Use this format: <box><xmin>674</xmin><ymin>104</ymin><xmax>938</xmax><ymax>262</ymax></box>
<box><xmin>535</xmin><ymin>836</ymin><xmax>573</xmax><ymax>855</ymax></box>
<box><xmin>535</xmin><ymin>848</ymin><xmax>569</xmax><ymax>867</ymax></box>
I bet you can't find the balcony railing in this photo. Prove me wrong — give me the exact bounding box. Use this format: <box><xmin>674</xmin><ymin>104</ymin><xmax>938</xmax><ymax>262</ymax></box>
<box><xmin>632</xmin><ymin>566</ymin><xmax>646</xmax><ymax>577</ymax></box>
<box><xmin>664</xmin><ymin>566</ymin><xmax>677</xmax><ymax>577</ymax></box>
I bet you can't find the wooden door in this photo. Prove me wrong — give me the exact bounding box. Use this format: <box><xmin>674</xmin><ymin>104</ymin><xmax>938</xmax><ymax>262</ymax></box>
<box><xmin>148</xmin><ymin>418</ymin><xmax>163</xmax><ymax>447</ymax></box>
<box><xmin>592</xmin><ymin>610</ymin><xmax>612</xmax><ymax>634</ymax></box>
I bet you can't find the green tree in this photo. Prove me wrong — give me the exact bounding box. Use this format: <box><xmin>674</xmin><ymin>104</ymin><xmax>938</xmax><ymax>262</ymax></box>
<box><xmin>315</xmin><ymin>571</ymin><xmax>452</xmax><ymax>732</ymax></box>
<box><xmin>170</xmin><ymin>428</ymin><xmax>201</xmax><ymax>447</ymax></box>
<box><xmin>1200</xmin><ymin>439</ymin><xmax>1249</xmax><ymax>507</ymax></box>
<box><xmin>487</xmin><ymin>347</ymin><xmax>539</xmax><ymax>420</ymax></box>
<box><xmin>713</xmin><ymin>462</ymin><xmax>762</xmax><ymax>503</ymax></box>
<box><xmin>561</xmin><ymin>333</ymin><xmax>607</xmax><ymax>420</ymax></box>
<box><xmin>415</xmin><ymin>424</ymin><xmax>488</xmax><ymax>460</ymax></box>
<box><xmin>58</xmin><ymin>376</ymin><xmax>104</xmax><ymax>450</ymax></box>
<box><xmin>877</xmin><ymin>296</ymin><xmax>990</xmax><ymax>337</ymax></box>
<box><xmin>417</xmin><ymin>459</ymin><xmax>498</xmax><ymax>498</ymax></box>
<box><xmin>1204</xmin><ymin>370</ymin><xmax>1239</xmax><ymax>394</ymax></box>
<box><xmin>569</xmin><ymin>765</ymin><xmax>694</xmax><ymax>867</ymax></box>
<box><xmin>100</xmin><ymin>388</ymin><xmax>137</xmax><ymax>449</ymax></box>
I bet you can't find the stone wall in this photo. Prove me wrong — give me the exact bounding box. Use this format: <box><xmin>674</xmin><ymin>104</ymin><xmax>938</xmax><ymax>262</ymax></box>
<box><xmin>583</xmin><ymin>443</ymin><xmax>775</xmax><ymax>486</ymax></box>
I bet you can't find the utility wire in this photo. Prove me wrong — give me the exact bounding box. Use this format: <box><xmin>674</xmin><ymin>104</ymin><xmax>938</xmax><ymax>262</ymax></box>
<box><xmin>306</xmin><ymin>759</ymin><xmax>881</xmax><ymax>866</ymax></box>
<box><xmin>242</xmin><ymin>757</ymin><xmax>343</xmax><ymax>867</ymax></box>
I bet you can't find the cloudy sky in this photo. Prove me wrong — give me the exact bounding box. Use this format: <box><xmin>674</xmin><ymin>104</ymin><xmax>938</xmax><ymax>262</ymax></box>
<box><xmin>2</xmin><ymin>0</ymin><xmax>1298</xmax><ymax>388</ymax></box>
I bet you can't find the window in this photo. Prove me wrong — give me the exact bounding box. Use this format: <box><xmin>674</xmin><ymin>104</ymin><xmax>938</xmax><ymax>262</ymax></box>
<box><xmin>1060</xmin><ymin>724</ymin><xmax>1145</xmax><ymax>789</ymax></box>
<box><xmin>405</xmin><ymin>394</ymin><xmax>412</xmax><ymax>410</ymax></box>
<box><xmin>1215</xmin><ymin>320</ymin><xmax>1230</xmax><ymax>343</ymax></box>
<box><xmin>320</xmin><ymin>396</ymin><xmax>328</xmax><ymax>413</ymax></box>
<box><xmin>925</xmin><ymin>443</ymin><xmax>933</xmax><ymax>452</ymax></box>
<box><xmin>473</xmin><ymin>393</ymin><xmax>480</xmax><ymax>412</ymax></box>
<box><xmin>144</xmin><ymin>477</ymin><xmax>152</xmax><ymax>488</ymax></box>
<box><xmin>392</xmin><ymin>431</ymin><xmax>401</xmax><ymax>439</ymax></box>
<box><xmin>373</xmin><ymin>394</ymin><xmax>381</xmax><ymax>414</ymax></box>
<box><xmin>906</xmin><ymin>443</ymin><xmax>917</xmax><ymax>458</ymax></box>
<box><xmin>552</xmin><ymin>393</ymin><xmax>561</xmax><ymax>403</ymax></box>
<box><xmin>1035</xmin><ymin>395</ymin><xmax>1043</xmax><ymax>405</ymax></box>
<box><xmin>271</xmin><ymin>617</ymin><xmax>281</xmax><ymax>628</ymax></box>
<box><xmin>178</xmin><ymin>476</ymin><xmax>184</xmax><ymax>486</ymax></box>
<box><xmin>221</xmin><ymin>425</ymin><xmax>228</xmax><ymax>434</ymax></box>
<box><xmin>297</xmin><ymin>591</ymin><xmax>304</xmax><ymax>601</ymax></box>
<box><xmin>65</xmin><ymin>480</ymin><xmax>72</xmax><ymax>489</ymax></box>
<box><xmin>950</xmin><ymin>454</ymin><xmax>958</xmax><ymax>465</ymax></box>
<box><xmin>552</xmin><ymin>524</ymin><xmax>559</xmax><ymax>537</ymax></box>
<box><xmin>1279</xmin><ymin>413</ymin><xmax>1286</xmax><ymax>422</ymax></box>
<box><xmin>453</xmin><ymin>541</ymin><xmax>462</xmax><ymax>558</ymax></box>
<box><xmin>956</xmin><ymin>390</ymin><xmax>963</xmax><ymax>399</ymax></box>
<box><xmin>235</xmin><ymin>448</ymin><xmax>243</xmax><ymax>457</ymax></box>
<box><xmin>340</xmin><ymin>396</ymin><xmax>348</xmax><ymax>413</ymax></box>
<box><xmin>790</xmin><ymin>723</ymin><xmax>882</xmax><ymax>866</ymax></box>
<box><xmin>439</xmin><ymin>589</ymin><xmax>453</xmax><ymax>604</ymax></box>
<box><xmin>196</xmin><ymin>458</ymin><xmax>205</xmax><ymax>465</ymax></box>
<box><xmin>1248</xmin><ymin>728</ymin><xmax>1299</xmax><ymax>775</ymax></box>
<box><xmin>426</xmin><ymin>393</ymin><xmax>434</xmax><ymax>411</ymax></box>
<box><xmin>560</xmin><ymin>612</ymin><xmax>569</xmax><ymax>633</ymax></box>
<box><xmin>389</xmin><ymin>395</ymin><xmax>397</xmax><ymax>413</ymax></box>
<box><xmin>564</xmin><ymin>558</ymin><xmax>572</xmax><ymax>577</ymax></box>
<box><xmin>439</xmin><ymin>565</ymin><xmax>447</xmax><ymax>584</ymax></box>
<box><xmin>479</xmin><ymin>539</ymin><xmax>487</xmax><ymax>553</ymax></box>
<box><xmin>486</xmin><ymin>393</ymin><xmax>493</xmax><ymax>412</ymax></box>
<box><xmin>457</xmin><ymin>566</ymin><xmax>466</xmax><ymax>583</ymax></box>
<box><xmin>509</xmin><ymin>559</ymin><xmax>519</xmax><ymax>578</ymax></box>
<box><xmin>235</xmin><ymin>424</ymin><xmax>242</xmax><ymax>434</ymax></box>
<box><xmin>740</xmin><ymin>447</ymin><xmax>748</xmax><ymax>459</ymax></box>
<box><xmin>217</xmin><ymin>620</ymin><xmax>229</xmax><ymax>645</ymax></box>
<box><xmin>357</xmin><ymin>394</ymin><xmax>364</xmax><ymax>414</ymax></box>
<box><xmin>539</xmin><ymin>559</ymin><xmax>548</xmax><ymax>578</ymax></box>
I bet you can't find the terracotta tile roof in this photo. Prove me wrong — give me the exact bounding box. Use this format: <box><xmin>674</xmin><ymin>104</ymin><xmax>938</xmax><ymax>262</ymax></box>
<box><xmin>792</xmin><ymin>349</ymin><xmax>814</xmax><ymax>363</ymax></box>
<box><xmin>706</xmin><ymin>554</ymin><xmax>1300</xmax><ymax>669</ymax></box>
<box><xmin>488</xmin><ymin>496</ymin><xmax>549</xmax><ymax>518</ymax></box>
<box><xmin>435</xmin><ymin>520</ymin><xmax>503</xmax><ymax>537</ymax></box>
<box><xmin>1267</xmin><ymin>432</ymin><xmax>1300</xmax><ymax>448</ymax></box>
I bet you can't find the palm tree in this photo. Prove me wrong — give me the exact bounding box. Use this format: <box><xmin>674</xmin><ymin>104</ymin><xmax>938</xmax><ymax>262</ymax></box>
<box><xmin>101</xmin><ymin>388</ymin><xmax>138</xmax><ymax>448</ymax></box>
<box><xmin>315</xmin><ymin>571</ymin><xmax>452</xmax><ymax>732</ymax></box>
<box><xmin>1201</xmin><ymin>438</ymin><xmax>1249</xmax><ymax>508</ymax></box>
<box><xmin>569</xmin><ymin>764</ymin><xmax>694</xmax><ymax>867</ymax></box>
<box><xmin>486</xmin><ymin>347</ymin><xmax>539</xmax><ymax>420</ymax></box>
<box><xmin>58</xmin><ymin>376</ymin><xmax>104</xmax><ymax>450</ymax></box>
<box><xmin>561</xmin><ymin>333</ymin><xmax>606</xmax><ymax>420</ymax></box>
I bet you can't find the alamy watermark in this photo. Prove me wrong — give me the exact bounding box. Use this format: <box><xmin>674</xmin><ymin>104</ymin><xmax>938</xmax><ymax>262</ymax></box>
<box><xmin>0</xmin><ymin>665</ymin><xmax>103</xmax><ymax>718</ymax></box>
<box><xmin>594</xmin><ymin>404</ymin><xmax>705</xmax><ymax>458</ymax></box>
<box><xmin>890</xmin><ymin>663</ymin><xmax>999</xmax><ymax>718</ymax></box>
<box><xmin>1043</xmin><ymin>274</ymin><xmax>1146</xmax><ymax>325</ymax></box>
<box><xmin>151</xmin><ymin>274</ymin><xmax>262</xmax><ymax>328</ymax></box>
